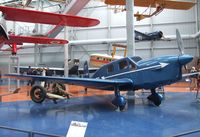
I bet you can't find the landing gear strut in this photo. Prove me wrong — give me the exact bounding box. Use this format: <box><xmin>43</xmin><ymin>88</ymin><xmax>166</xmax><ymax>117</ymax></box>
<box><xmin>147</xmin><ymin>88</ymin><xmax>163</xmax><ymax>106</ymax></box>
<box><xmin>112</xmin><ymin>85</ymin><xmax>127</xmax><ymax>111</ymax></box>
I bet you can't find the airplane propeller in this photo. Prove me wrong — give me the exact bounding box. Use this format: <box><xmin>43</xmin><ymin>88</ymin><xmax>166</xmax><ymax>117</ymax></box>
<box><xmin>176</xmin><ymin>29</ymin><xmax>184</xmax><ymax>55</ymax></box>
<box><xmin>176</xmin><ymin>29</ymin><xmax>188</xmax><ymax>71</ymax></box>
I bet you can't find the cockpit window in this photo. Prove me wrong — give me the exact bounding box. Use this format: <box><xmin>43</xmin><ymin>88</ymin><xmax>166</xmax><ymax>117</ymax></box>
<box><xmin>131</xmin><ymin>56</ymin><xmax>142</xmax><ymax>62</ymax></box>
<box><xmin>108</xmin><ymin>64</ymin><xmax>114</xmax><ymax>73</ymax></box>
<box><xmin>119</xmin><ymin>60</ymin><xmax>128</xmax><ymax>70</ymax></box>
<box><xmin>129</xmin><ymin>61</ymin><xmax>136</xmax><ymax>70</ymax></box>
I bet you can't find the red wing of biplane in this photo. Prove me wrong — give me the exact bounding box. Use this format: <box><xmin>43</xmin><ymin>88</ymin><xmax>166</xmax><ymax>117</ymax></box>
<box><xmin>0</xmin><ymin>5</ymin><xmax>100</xmax><ymax>55</ymax></box>
<box><xmin>0</xmin><ymin>6</ymin><xmax>100</xmax><ymax>27</ymax></box>
<box><xmin>105</xmin><ymin>0</ymin><xmax>195</xmax><ymax>10</ymax></box>
<box><xmin>0</xmin><ymin>35</ymin><xmax>68</xmax><ymax>55</ymax></box>
<box><xmin>6</xmin><ymin>35</ymin><xmax>68</xmax><ymax>45</ymax></box>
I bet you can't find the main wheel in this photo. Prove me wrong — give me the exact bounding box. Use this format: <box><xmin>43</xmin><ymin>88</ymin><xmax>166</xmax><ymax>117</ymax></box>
<box><xmin>147</xmin><ymin>93</ymin><xmax>162</xmax><ymax>106</ymax></box>
<box><xmin>112</xmin><ymin>95</ymin><xmax>127</xmax><ymax>111</ymax></box>
<box><xmin>30</xmin><ymin>85</ymin><xmax>46</xmax><ymax>103</ymax></box>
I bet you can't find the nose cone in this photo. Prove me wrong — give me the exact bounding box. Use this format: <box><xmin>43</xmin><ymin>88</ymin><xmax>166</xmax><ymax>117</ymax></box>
<box><xmin>178</xmin><ymin>54</ymin><xmax>193</xmax><ymax>65</ymax></box>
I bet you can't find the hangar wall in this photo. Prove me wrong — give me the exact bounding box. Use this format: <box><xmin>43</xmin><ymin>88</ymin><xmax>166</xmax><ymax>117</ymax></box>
<box><xmin>0</xmin><ymin>1</ymin><xmax>199</xmax><ymax>71</ymax></box>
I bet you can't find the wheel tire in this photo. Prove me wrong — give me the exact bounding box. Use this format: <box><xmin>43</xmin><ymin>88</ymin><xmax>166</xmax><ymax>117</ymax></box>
<box><xmin>30</xmin><ymin>85</ymin><xmax>46</xmax><ymax>103</ymax></box>
<box><xmin>119</xmin><ymin>104</ymin><xmax>126</xmax><ymax>111</ymax></box>
<box><xmin>112</xmin><ymin>96</ymin><xmax>127</xmax><ymax>111</ymax></box>
<box><xmin>147</xmin><ymin>93</ymin><xmax>162</xmax><ymax>106</ymax></box>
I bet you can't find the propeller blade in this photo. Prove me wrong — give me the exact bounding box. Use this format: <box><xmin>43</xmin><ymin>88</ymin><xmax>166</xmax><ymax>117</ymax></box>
<box><xmin>184</xmin><ymin>65</ymin><xmax>188</xmax><ymax>72</ymax></box>
<box><xmin>176</xmin><ymin>29</ymin><xmax>184</xmax><ymax>55</ymax></box>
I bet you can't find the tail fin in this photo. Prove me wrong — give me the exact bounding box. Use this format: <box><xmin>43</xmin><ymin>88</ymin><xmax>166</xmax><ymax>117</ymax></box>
<box><xmin>83</xmin><ymin>61</ymin><xmax>89</xmax><ymax>78</ymax></box>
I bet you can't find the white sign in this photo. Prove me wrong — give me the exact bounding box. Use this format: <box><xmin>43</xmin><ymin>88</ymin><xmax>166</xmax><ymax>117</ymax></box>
<box><xmin>66</xmin><ymin>121</ymin><xmax>88</xmax><ymax>137</ymax></box>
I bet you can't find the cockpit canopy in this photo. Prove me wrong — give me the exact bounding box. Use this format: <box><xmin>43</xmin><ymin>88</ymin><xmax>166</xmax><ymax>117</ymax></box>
<box><xmin>92</xmin><ymin>56</ymin><xmax>142</xmax><ymax>78</ymax></box>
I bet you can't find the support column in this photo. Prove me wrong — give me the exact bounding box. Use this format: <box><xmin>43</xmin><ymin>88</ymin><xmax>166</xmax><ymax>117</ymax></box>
<box><xmin>64</xmin><ymin>27</ymin><xmax>69</xmax><ymax>77</ymax></box>
<box><xmin>126</xmin><ymin>0</ymin><xmax>135</xmax><ymax>98</ymax></box>
<box><xmin>196</xmin><ymin>0</ymin><xmax>200</xmax><ymax>56</ymax></box>
<box><xmin>126</xmin><ymin>0</ymin><xmax>135</xmax><ymax>57</ymax></box>
<box><xmin>39</xmin><ymin>0</ymin><xmax>44</xmax><ymax>65</ymax></box>
<box><xmin>150</xmin><ymin>17</ymin><xmax>154</xmax><ymax>58</ymax></box>
<box><xmin>34</xmin><ymin>44</ymin><xmax>38</xmax><ymax>66</ymax></box>
<box><xmin>107</xmin><ymin>6</ymin><xmax>112</xmax><ymax>55</ymax></box>
<box><xmin>8</xmin><ymin>56</ymin><xmax>20</xmax><ymax>92</ymax></box>
<box><xmin>13</xmin><ymin>21</ymin><xmax>16</xmax><ymax>34</ymax></box>
<box><xmin>64</xmin><ymin>26</ymin><xmax>69</xmax><ymax>93</ymax></box>
<box><xmin>34</xmin><ymin>0</ymin><xmax>41</xmax><ymax>66</ymax></box>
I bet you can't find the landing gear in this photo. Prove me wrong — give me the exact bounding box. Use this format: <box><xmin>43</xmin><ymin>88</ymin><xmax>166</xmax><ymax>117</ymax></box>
<box><xmin>30</xmin><ymin>82</ymin><xmax>71</xmax><ymax>104</ymax></box>
<box><xmin>147</xmin><ymin>88</ymin><xmax>163</xmax><ymax>106</ymax></box>
<box><xmin>112</xmin><ymin>86</ymin><xmax>127</xmax><ymax>111</ymax></box>
<box><xmin>30</xmin><ymin>85</ymin><xmax>46</xmax><ymax>103</ymax></box>
<box><xmin>52</xmin><ymin>82</ymin><xmax>69</xmax><ymax>98</ymax></box>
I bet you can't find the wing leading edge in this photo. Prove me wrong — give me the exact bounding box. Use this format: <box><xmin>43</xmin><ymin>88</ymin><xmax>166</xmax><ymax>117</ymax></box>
<box><xmin>0</xmin><ymin>6</ymin><xmax>100</xmax><ymax>27</ymax></box>
<box><xmin>6</xmin><ymin>35</ymin><xmax>68</xmax><ymax>45</ymax></box>
<box><xmin>5</xmin><ymin>74</ymin><xmax>134</xmax><ymax>91</ymax></box>
<box><xmin>182</xmin><ymin>72</ymin><xmax>200</xmax><ymax>78</ymax></box>
<box><xmin>105</xmin><ymin>0</ymin><xmax>195</xmax><ymax>10</ymax></box>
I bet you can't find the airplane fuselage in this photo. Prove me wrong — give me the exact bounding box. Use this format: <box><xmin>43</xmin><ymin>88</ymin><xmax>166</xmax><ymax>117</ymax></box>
<box><xmin>92</xmin><ymin>55</ymin><xmax>192</xmax><ymax>91</ymax></box>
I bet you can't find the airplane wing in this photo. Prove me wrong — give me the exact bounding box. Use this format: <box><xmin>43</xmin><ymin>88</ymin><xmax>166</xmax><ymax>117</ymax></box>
<box><xmin>0</xmin><ymin>6</ymin><xmax>100</xmax><ymax>27</ymax></box>
<box><xmin>105</xmin><ymin>0</ymin><xmax>195</xmax><ymax>10</ymax></box>
<box><xmin>182</xmin><ymin>72</ymin><xmax>200</xmax><ymax>78</ymax></box>
<box><xmin>5</xmin><ymin>35</ymin><xmax>68</xmax><ymax>45</ymax></box>
<box><xmin>5</xmin><ymin>74</ymin><xmax>134</xmax><ymax>90</ymax></box>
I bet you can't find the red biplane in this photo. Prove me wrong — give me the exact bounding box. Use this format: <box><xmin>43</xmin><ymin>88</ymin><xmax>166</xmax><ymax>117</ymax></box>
<box><xmin>0</xmin><ymin>6</ymin><xmax>100</xmax><ymax>55</ymax></box>
<box><xmin>104</xmin><ymin>0</ymin><xmax>195</xmax><ymax>21</ymax></box>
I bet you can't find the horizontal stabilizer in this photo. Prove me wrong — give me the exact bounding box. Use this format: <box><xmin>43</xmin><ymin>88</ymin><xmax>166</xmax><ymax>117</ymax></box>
<box><xmin>182</xmin><ymin>72</ymin><xmax>200</xmax><ymax>78</ymax></box>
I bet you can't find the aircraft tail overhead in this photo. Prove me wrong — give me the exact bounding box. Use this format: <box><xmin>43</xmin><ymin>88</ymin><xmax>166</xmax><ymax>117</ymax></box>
<box><xmin>83</xmin><ymin>61</ymin><xmax>89</xmax><ymax>78</ymax></box>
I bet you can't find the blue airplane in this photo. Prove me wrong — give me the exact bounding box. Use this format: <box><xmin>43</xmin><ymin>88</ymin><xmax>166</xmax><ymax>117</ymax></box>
<box><xmin>5</xmin><ymin>29</ymin><xmax>198</xmax><ymax>111</ymax></box>
<box><xmin>135</xmin><ymin>30</ymin><xmax>164</xmax><ymax>41</ymax></box>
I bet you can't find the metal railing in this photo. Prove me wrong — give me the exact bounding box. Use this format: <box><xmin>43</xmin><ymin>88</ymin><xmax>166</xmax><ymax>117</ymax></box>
<box><xmin>0</xmin><ymin>126</ymin><xmax>65</xmax><ymax>137</ymax></box>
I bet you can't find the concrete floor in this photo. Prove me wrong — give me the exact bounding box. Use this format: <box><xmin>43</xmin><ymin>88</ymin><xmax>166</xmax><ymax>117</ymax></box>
<box><xmin>0</xmin><ymin>78</ymin><xmax>200</xmax><ymax>137</ymax></box>
<box><xmin>0</xmin><ymin>83</ymin><xmax>200</xmax><ymax>137</ymax></box>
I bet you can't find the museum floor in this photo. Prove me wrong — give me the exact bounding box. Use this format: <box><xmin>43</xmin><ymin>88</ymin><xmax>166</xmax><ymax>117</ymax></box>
<box><xmin>0</xmin><ymin>80</ymin><xmax>200</xmax><ymax>137</ymax></box>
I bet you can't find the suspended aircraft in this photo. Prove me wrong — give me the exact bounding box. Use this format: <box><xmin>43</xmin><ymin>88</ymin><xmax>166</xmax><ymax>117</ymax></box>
<box><xmin>89</xmin><ymin>30</ymin><xmax>166</xmax><ymax>68</ymax></box>
<box><xmin>90</xmin><ymin>44</ymin><xmax>127</xmax><ymax>68</ymax></box>
<box><xmin>5</xmin><ymin>29</ymin><xmax>199</xmax><ymax>111</ymax></box>
<box><xmin>0</xmin><ymin>5</ymin><xmax>100</xmax><ymax>55</ymax></box>
<box><xmin>104</xmin><ymin>0</ymin><xmax>195</xmax><ymax>21</ymax></box>
<box><xmin>135</xmin><ymin>30</ymin><xmax>165</xmax><ymax>41</ymax></box>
